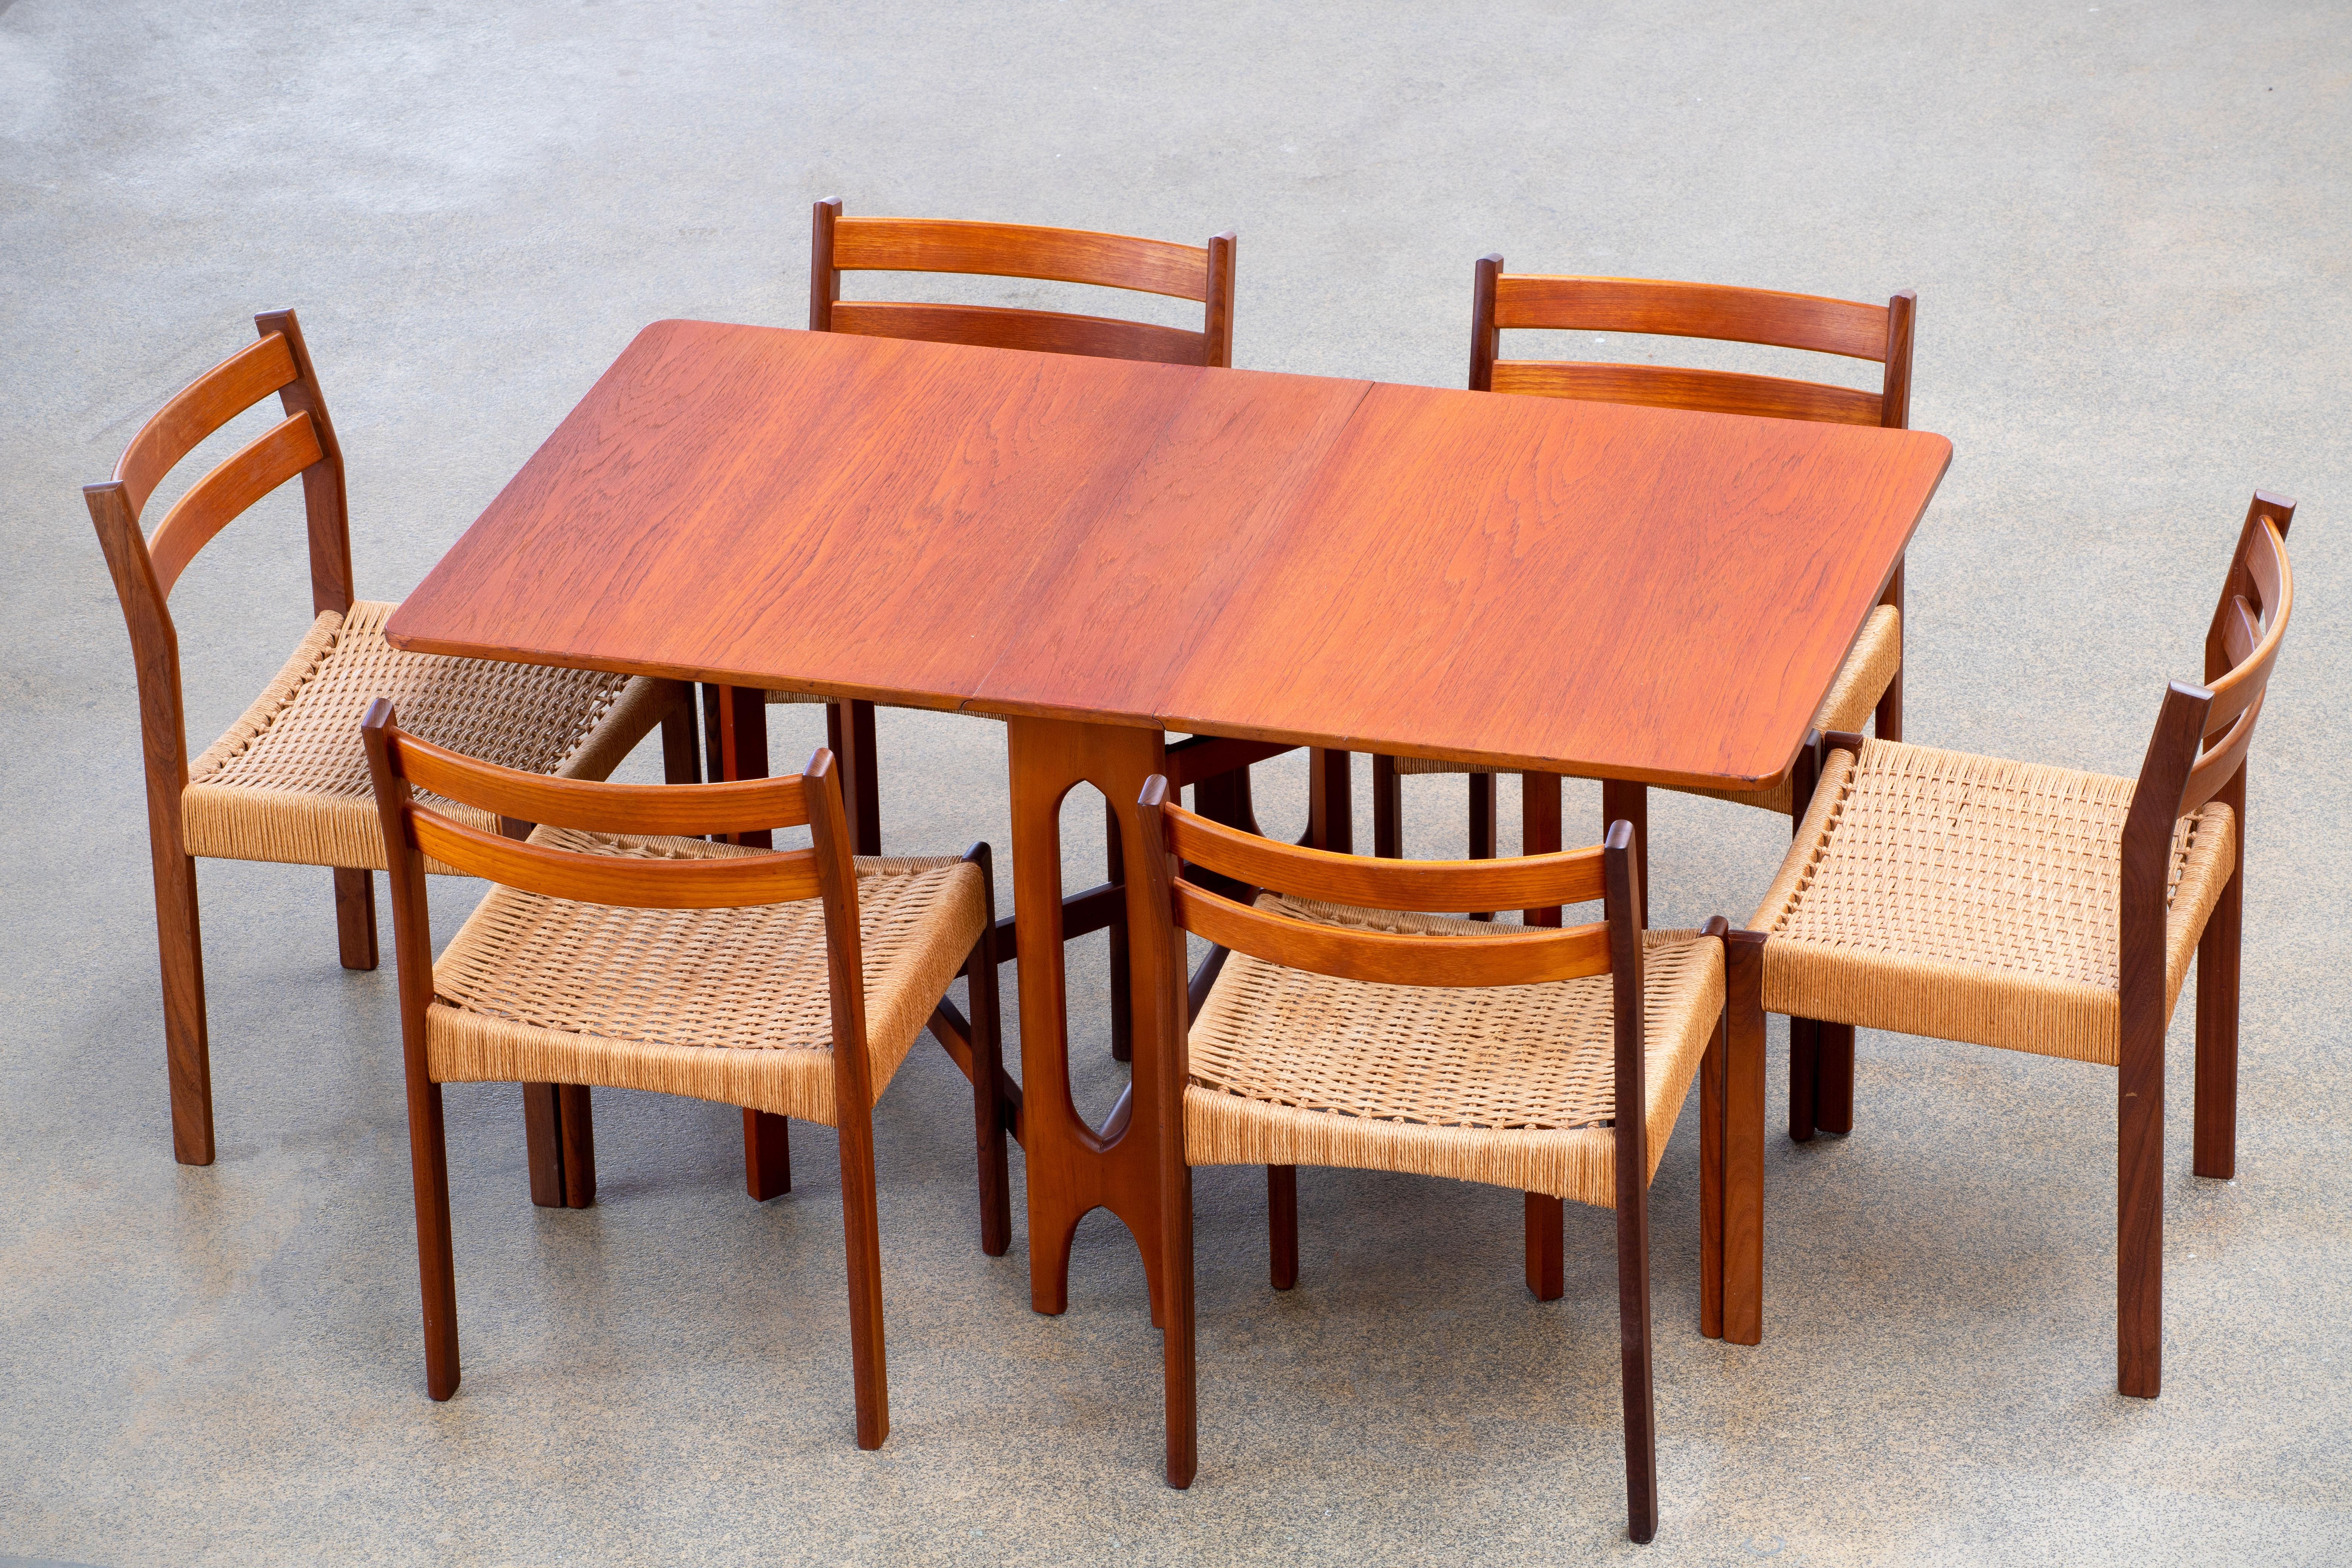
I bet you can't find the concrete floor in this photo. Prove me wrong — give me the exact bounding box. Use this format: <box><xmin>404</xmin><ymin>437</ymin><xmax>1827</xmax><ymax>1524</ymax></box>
<box><xmin>4</xmin><ymin>1</ymin><xmax>2349</xmax><ymax>1562</ymax></box>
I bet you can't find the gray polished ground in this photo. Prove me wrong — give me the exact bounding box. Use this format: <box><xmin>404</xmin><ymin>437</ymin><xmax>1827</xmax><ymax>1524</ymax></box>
<box><xmin>3</xmin><ymin>2</ymin><xmax>2347</xmax><ymax>1562</ymax></box>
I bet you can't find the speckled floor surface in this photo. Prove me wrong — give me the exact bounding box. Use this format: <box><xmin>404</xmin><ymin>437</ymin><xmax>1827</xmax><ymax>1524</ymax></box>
<box><xmin>3</xmin><ymin>2</ymin><xmax>2347</xmax><ymax>1562</ymax></box>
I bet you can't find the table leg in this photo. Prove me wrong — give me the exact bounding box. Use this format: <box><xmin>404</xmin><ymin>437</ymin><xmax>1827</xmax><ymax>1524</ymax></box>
<box><xmin>1006</xmin><ymin>717</ymin><xmax>1174</xmax><ymax>1324</ymax></box>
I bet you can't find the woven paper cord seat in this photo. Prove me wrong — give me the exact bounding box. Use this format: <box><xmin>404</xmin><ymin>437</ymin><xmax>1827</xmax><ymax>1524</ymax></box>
<box><xmin>1750</xmin><ymin>739</ymin><xmax>2237</xmax><ymax>1066</ymax></box>
<box><xmin>1393</xmin><ymin>605</ymin><xmax>1902</xmax><ymax>813</ymax></box>
<box><xmin>1184</xmin><ymin>895</ymin><xmax>1724</xmax><ymax>1209</ymax></box>
<box><xmin>426</xmin><ymin>831</ymin><xmax>986</xmax><ymax>1124</ymax></box>
<box><xmin>183</xmin><ymin>601</ymin><xmax>668</xmax><ymax>874</ymax></box>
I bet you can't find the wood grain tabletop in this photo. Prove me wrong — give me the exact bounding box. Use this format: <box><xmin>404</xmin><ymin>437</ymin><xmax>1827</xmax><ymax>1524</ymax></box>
<box><xmin>388</xmin><ymin>320</ymin><xmax>1950</xmax><ymax>789</ymax></box>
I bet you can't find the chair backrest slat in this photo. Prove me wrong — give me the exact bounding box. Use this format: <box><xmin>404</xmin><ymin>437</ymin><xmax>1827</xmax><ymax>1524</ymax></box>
<box><xmin>1145</xmin><ymin>788</ymin><xmax>1622</xmax><ymax>993</ymax></box>
<box><xmin>2218</xmin><ymin>595</ymin><xmax>2259</xmax><ymax>668</ymax></box>
<box><xmin>145</xmin><ymin>412</ymin><xmax>322</xmax><ymax>597</ymax></box>
<box><xmin>388</xmin><ymin>726</ymin><xmax>809</xmax><ymax>836</ymax></box>
<box><xmin>1166</xmin><ymin>801</ymin><xmax>1606</xmax><ymax>911</ymax></box>
<box><xmin>410</xmin><ymin>808</ymin><xmax>823</xmax><ymax>909</ymax></box>
<box><xmin>2196</xmin><ymin>505</ymin><xmax>2294</xmax><ymax>742</ymax></box>
<box><xmin>366</xmin><ymin>699</ymin><xmax>841</xmax><ymax>914</ymax></box>
<box><xmin>1177</xmin><ymin>882</ymin><xmax>1612</xmax><ymax>988</ymax></box>
<box><xmin>1488</xmin><ymin>362</ymin><xmax>1885</xmax><ymax>426</ymax></box>
<box><xmin>813</xmin><ymin>199</ymin><xmax>1237</xmax><ymax>369</ymax></box>
<box><xmin>1494</xmin><ymin>275</ymin><xmax>1891</xmax><ymax>360</ymax></box>
<box><xmin>833</xmin><ymin>216</ymin><xmax>1212</xmax><ymax>301</ymax></box>
<box><xmin>1474</xmin><ymin>257</ymin><xmax>1914</xmax><ymax>431</ymax></box>
<box><xmin>115</xmin><ymin>332</ymin><xmax>300</xmax><ymax>517</ymax></box>
<box><xmin>828</xmin><ymin>300</ymin><xmax>1211</xmax><ymax>366</ymax></box>
<box><xmin>2177</xmin><ymin>495</ymin><xmax>2295</xmax><ymax>816</ymax></box>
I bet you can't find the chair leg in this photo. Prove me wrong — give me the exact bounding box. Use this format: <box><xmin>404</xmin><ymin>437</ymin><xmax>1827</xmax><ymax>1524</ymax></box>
<box><xmin>837</xmin><ymin>1104</ymin><xmax>891</xmax><ymax>1450</ymax></box>
<box><xmin>1723</xmin><ymin>929</ymin><xmax>1766</xmax><ymax>1346</ymax></box>
<box><xmin>1816</xmin><ymin>1023</ymin><xmax>1854</xmax><ymax>1136</ymax></box>
<box><xmin>1788</xmin><ymin>1018</ymin><xmax>1819</xmax><ymax>1143</ymax></box>
<box><xmin>522</xmin><ymin>1083</ymin><xmax>565</xmax><ymax>1207</ymax></box>
<box><xmin>2194</xmin><ymin>768</ymin><xmax>2245</xmax><ymax>1180</ymax></box>
<box><xmin>150</xmin><ymin>848</ymin><xmax>215</xmax><ymax>1165</ymax></box>
<box><xmin>333</xmin><ymin>867</ymin><xmax>378</xmax><ymax>970</ymax></box>
<box><xmin>1268</xmin><ymin>1165</ymin><xmax>1298</xmax><ymax>1290</ymax></box>
<box><xmin>410</xmin><ymin>1079</ymin><xmax>461</xmax><ymax>1400</ymax></box>
<box><xmin>1164</xmin><ymin>1166</ymin><xmax>1199</xmax><ymax>1490</ymax></box>
<box><xmin>2118</xmin><ymin>1066</ymin><xmax>2164</xmax><ymax>1399</ymax></box>
<box><xmin>1372</xmin><ymin>754</ymin><xmax>1402</xmax><ymax>858</ymax></box>
<box><xmin>559</xmin><ymin>1084</ymin><xmax>596</xmax><ymax>1208</ymax></box>
<box><xmin>1468</xmin><ymin>773</ymin><xmax>1497</xmax><ymax>921</ymax></box>
<box><xmin>1617</xmin><ymin>1147</ymin><xmax>1659</xmax><ymax>1543</ymax></box>
<box><xmin>1525</xmin><ymin>1192</ymin><xmax>1564</xmax><ymax>1302</ymax></box>
<box><xmin>967</xmin><ymin>860</ymin><xmax>1012</xmax><ymax>1257</ymax></box>
<box><xmin>1106</xmin><ymin>796</ymin><xmax>1132</xmax><ymax>1064</ymax></box>
<box><xmin>1522</xmin><ymin>773</ymin><xmax>1563</xmax><ymax>926</ymax></box>
<box><xmin>1700</xmin><ymin>1010</ymin><xmax>1726</xmax><ymax>1341</ymax></box>
<box><xmin>744</xmin><ymin>1109</ymin><xmax>792</xmax><ymax>1201</ymax></box>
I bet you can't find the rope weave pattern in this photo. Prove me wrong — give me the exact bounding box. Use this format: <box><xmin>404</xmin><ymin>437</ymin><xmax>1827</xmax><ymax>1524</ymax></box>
<box><xmin>1185</xmin><ymin>895</ymin><xmax>1724</xmax><ymax>1208</ymax></box>
<box><xmin>1394</xmin><ymin>604</ymin><xmax>1901</xmax><ymax>816</ymax></box>
<box><xmin>426</xmin><ymin>833</ymin><xmax>985</xmax><ymax>1125</ymax></box>
<box><xmin>1750</xmin><ymin>740</ymin><xmax>2237</xmax><ymax>1064</ymax></box>
<box><xmin>182</xmin><ymin>602</ymin><xmax>664</xmax><ymax>872</ymax></box>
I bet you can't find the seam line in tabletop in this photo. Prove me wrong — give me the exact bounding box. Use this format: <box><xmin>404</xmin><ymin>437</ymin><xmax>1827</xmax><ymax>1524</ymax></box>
<box><xmin>955</xmin><ymin>374</ymin><xmax>1378</xmax><ymax>727</ymax></box>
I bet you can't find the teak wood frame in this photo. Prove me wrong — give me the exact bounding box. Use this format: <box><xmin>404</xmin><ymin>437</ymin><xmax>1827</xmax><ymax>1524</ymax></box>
<box><xmin>1128</xmin><ymin>785</ymin><xmax>1750</xmax><ymax>1541</ymax></box>
<box><xmin>361</xmin><ymin>705</ymin><xmax>1008</xmax><ymax>1446</ymax></box>
<box><xmin>1369</xmin><ymin>258</ymin><xmax>1918</xmax><ymax>919</ymax></box>
<box><xmin>1769</xmin><ymin>492</ymin><xmax>2295</xmax><ymax>1399</ymax></box>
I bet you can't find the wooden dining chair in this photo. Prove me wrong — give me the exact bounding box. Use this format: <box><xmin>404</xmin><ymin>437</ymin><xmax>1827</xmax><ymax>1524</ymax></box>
<box><xmin>85</xmin><ymin>309</ymin><xmax>694</xmax><ymax>1168</ymax></box>
<box><xmin>1128</xmin><ymin>782</ymin><xmax>1758</xmax><ymax>1540</ymax></box>
<box><xmin>1746</xmin><ymin>492</ymin><xmax>2295</xmax><ymax>1399</ymax></box>
<box><xmin>360</xmin><ymin>702</ymin><xmax>1007</xmax><ymax>1446</ymax></box>
<box><xmin>1371</xmin><ymin>259</ymin><xmax>1917</xmax><ymax>924</ymax></box>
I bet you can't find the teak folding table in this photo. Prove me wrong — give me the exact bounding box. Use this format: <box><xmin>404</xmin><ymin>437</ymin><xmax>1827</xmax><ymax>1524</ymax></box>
<box><xmin>387</xmin><ymin>319</ymin><xmax>1951</xmax><ymax>1392</ymax></box>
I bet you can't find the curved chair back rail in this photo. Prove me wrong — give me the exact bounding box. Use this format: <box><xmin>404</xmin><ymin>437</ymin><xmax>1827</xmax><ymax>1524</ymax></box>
<box><xmin>2183</xmin><ymin>493</ymin><xmax>2295</xmax><ymax>813</ymax></box>
<box><xmin>1149</xmin><ymin>785</ymin><xmax>1642</xmax><ymax>989</ymax></box>
<box><xmin>1167</xmin><ymin>799</ymin><xmax>1606</xmax><ymax>913</ymax></box>
<box><xmin>364</xmin><ymin>702</ymin><xmax>834</xmax><ymax>911</ymax></box>
<box><xmin>1161</xmin><ymin>799</ymin><xmax>1615</xmax><ymax>988</ymax></box>
<box><xmin>91</xmin><ymin>309</ymin><xmax>353</xmax><ymax>620</ymax></box>
<box><xmin>1472</xmin><ymin>260</ymin><xmax>1916</xmax><ymax>429</ymax></box>
<box><xmin>385</xmin><ymin>723</ymin><xmax>810</xmax><ymax>838</ymax></box>
<box><xmin>811</xmin><ymin>199</ymin><xmax>1237</xmax><ymax>368</ymax></box>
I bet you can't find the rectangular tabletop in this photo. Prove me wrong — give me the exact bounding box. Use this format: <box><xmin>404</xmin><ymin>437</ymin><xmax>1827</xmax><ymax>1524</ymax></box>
<box><xmin>389</xmin><ymin>320</ymin><xmax>1950</xmax><ymax>789</ymax></box>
